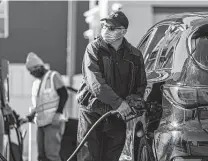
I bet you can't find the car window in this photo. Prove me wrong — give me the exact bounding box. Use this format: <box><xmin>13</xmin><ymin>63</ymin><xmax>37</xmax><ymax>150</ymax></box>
<box><xmin>144</xmin><ymin>25</ymin><xmax>170</xmax><ymax>71</ymax></box>
<box><xmin>158</xmin><ymin>47</ymin><xmax>174</xmax><ymax>69</ymax></box>
<box><xmin>156</xmin><ymin>25</ymin><xmax>183</xmax><ymax>69</ymax></box>
<box><xmin>145</xmin><ymin>50</ymin><xmax>158</xmax><ymax>71</ymax></box>
<box><xmin>145</xmin><ymin>38</ymin><xmax>164</xmax><ymax>71</ymax></box>
<box><xmin>193</xmin><ymin>37</ymin><xmax>208</xmax><ymax>67</ymax></box>
<box><xmin>137</xmin><ymin>30</ymin><xmax>154</xmax><ymax>55</ymax></box>
<box><xmin>145</xmin><ymin>25</ymin><xmax>169</xmax><ymax>57</ymax></box>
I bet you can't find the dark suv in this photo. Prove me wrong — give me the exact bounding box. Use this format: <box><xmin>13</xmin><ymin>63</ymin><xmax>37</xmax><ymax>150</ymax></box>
<box><xmin>120</xmin><ymin>12</ymin><xmax>208</xmax><ymax>161</ymax></box>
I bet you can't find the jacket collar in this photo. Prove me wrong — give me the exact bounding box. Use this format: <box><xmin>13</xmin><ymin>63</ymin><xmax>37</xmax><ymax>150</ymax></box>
<box><xmin>97</xmin><ymin>36</ymin><xmax>135</xmax><ymax>62</ymax></box>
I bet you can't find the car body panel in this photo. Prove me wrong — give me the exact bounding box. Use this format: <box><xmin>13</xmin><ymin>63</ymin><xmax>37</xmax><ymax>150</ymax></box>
<box><xmin>120</xmin><ymin>12</ymin><xmax>208</xmax><ymax>161</ymax></box>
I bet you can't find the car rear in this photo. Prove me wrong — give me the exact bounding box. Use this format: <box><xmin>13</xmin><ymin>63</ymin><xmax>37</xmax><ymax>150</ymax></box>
<box><xmin>154</xmin><ymin>22</ymin><xmax>208</xmax><ymax>161</ymax></box>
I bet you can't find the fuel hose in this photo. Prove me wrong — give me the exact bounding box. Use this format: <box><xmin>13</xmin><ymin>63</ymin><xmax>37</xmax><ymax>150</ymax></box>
<box><xmin>66</xmin><ymin>110</ymin><xmax>118</xmax><ymax>161</ymax></box>
<box><xmin>0</xmin><ymin>152</ymin><xmax>7</xmax><ymax>161</ymax></box>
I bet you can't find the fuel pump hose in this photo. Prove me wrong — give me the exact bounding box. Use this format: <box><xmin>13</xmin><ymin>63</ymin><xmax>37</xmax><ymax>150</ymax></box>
<box><xmin>66</xmin><ymin>110</ymin><xmax>118</xmax><ymax>161</ymax></box>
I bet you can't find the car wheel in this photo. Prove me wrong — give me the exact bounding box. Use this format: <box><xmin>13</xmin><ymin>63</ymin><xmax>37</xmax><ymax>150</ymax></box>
<box><xmin>137</xmin><ymin>136</ymin><xmax>155</xmax><ymax>161</ymax></box>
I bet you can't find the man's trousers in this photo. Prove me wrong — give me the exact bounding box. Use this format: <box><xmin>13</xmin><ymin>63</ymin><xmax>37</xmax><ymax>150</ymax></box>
<box><xmin>77</xmin><ymin>109</ymin><xmax>126</xmax><ymax>161</ymax></box>
<box><xmin>37</xmin><ymin>122</ymin><xmax>65</xmax><ymax>161</ymax></box>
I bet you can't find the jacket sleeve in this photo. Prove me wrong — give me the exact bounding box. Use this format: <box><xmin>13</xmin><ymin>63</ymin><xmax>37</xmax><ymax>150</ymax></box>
<box><xmin>136</xmin><ymin>52</ymin><xmax>147</xmax><ymax>98</ymax></box>
<box><xmin>56</xmin><ymin>87</ymin><xmax>68</xmax><ymax>113</ymax></box>
<box><xmin>53</xmin><ymin>72</ymin><xmax>69</xmax><ymax>114</ymax></box>
<box><xmin>83</xmin><ymin>43</ymin><xmax>123</xmax><ymax>110</ymax></box>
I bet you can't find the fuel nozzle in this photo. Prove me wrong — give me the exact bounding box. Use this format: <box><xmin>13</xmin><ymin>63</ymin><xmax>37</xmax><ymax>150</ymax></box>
<box><xmin>123</xmin><ymin>95</ymin><xmax>147</xmax><ymax>122</ymax></box>
<box><xmin>109</xmin><ymin>96</ymin><xmax>147</xmax><ymax>122</ymax></box>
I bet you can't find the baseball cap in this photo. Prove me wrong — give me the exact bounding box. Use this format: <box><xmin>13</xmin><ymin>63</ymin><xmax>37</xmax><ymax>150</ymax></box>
<box><xmin>100</xmin><ymin>11</ymin><xmax>129</xmax><ymax>29</ymax></box>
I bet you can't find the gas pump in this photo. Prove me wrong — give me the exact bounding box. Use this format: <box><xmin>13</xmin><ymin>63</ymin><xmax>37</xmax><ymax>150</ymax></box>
<box><xmin>0</xmin><ymin>59</ymin><xmax>27</xmax><ymax>161</ymax></box>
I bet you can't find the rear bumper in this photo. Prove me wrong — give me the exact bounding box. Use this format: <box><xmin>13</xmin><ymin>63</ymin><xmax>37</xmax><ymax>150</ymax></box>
<box><xmin>170</xmin><ymin>155</ymin><xmax>208</xmax><ymax>161</ymax></box>
<box><xmin>154</xmin><ymin>128</ymin><xmax>208</xmax><ymax>161</ymax></box>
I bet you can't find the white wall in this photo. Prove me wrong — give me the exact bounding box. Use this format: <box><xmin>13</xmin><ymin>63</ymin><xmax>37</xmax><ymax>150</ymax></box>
<box><xmin>123</xmin><ymin>3</ymin><xmax>153</xmax><ymax>46</ymax></box>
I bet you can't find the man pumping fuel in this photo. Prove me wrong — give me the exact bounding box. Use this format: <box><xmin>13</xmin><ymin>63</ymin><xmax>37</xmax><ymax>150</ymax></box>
<box><xmin>76</xmin><ymin>11</ymin><xmax>147</xmax><ymax>161</ymax></box>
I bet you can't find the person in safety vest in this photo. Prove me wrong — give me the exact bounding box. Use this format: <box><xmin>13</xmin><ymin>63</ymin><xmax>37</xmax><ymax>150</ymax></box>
<box><xmin>24</xmin><ymin>52</ymin><xmax>68</xmax><ymax>161</ymax></box>
<box><xmin>76</xmin><ymin>11</ymin><xmax>147</xmax><ymax>161</ymax></box>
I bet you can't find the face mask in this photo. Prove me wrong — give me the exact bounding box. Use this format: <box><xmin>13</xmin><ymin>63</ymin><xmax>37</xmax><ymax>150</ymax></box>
<box><xmin>30</xmin><ymin>67</ymin><xmax>45</xmax><ymax>78</ymax></box>
<box><xmin>101</xmin><ymin>29</ymin><xmax>125</xmax><ymax>44</ymax></box>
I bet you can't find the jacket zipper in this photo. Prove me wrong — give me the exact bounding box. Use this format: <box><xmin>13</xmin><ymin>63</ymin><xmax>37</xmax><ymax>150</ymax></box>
<box><xmin>124</xmin><ymin>58</ymin><xmax>135</xmax><ymax>95</ymax></box>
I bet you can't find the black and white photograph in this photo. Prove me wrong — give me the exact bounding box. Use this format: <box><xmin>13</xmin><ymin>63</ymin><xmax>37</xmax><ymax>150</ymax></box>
<box><xmin>1</xmin><ymin>0</ymin><xmax>208</xmax><ymax>161</ymax></box>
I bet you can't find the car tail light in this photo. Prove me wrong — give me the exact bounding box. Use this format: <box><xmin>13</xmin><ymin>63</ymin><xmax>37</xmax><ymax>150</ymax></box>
<box><xmin>164</xmin><ymin>86</ymin><xmax>208</xmax><ymax>127</ymax></box>
<box><xmin>178</xmin><ymin>88</ymin><xmax>197</xmax><ymax>105</ymax></box>
<box><xmin>163</xmin><ymin>86</ymin><xmax>198</xmax><ymax>109</ymax></box>
<box><xmin>198</xmin><ymin>106</ymin><xmax>208</xmax><ymax>131</ymax></box>
<box><xmin>164</xmin><ymin>86</ymin><xmax>208</xmax><ymax>108</ymax></box>
<box><xmin>198</xmin><ymin>107</ymin><xmax>208</xmax><ymax>120</ymax></box>
<box><xmin>197</xmin><ymin>88</ymin><xmax>208</xmax><ymax>105</ymax></box>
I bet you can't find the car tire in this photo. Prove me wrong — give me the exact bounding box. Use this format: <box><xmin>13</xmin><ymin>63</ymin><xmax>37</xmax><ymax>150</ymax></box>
<box><xmin>137</xmin><ymin>136</ymin><xmax>155</xmax><ymax>161</ymax></box>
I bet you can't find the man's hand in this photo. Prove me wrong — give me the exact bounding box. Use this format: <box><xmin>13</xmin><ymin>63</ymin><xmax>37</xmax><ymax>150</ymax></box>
<box><xmin>126</xmin><ymin>95</ymin><xmax>145</xmax><ymax>109</ymax></box>
<box><xmin>2</xmin><ymin>104</ymin><xmax>13</xmax><ymax>115</ymax></box>
<box><xmin>116</xmin><ymin>101</ymin><xmax>132</xmax><ymax>120</ymax></box>
<box><xmin>26</xmin><ymin>107</ymin><xmax>36</xmax><ymax>123</ymax></box>
<box><xmin>52</xmin><ymin>113</ymin><xmax>63</xmax><ymax>126</ymax></box>
<box><xmin>19</xmin><ymin>117</ymin><xmax>29</xmax><ymax>125</ymax></box>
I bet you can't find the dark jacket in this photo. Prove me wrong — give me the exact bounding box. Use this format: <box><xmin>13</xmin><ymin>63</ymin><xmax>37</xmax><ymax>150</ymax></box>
<box><xmin>77</xmin><ymin>37</ymin><xmax>147</xmax><ymax>114</ymax></box>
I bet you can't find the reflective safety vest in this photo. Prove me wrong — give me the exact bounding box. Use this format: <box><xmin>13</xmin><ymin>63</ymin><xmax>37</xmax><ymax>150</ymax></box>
<box><xmin>34</xmin><ymin>70</ymin><xmax>62</xmax><ymax>127</ymax></box>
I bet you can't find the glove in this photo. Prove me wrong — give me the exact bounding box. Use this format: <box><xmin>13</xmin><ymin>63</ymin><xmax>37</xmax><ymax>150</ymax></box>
<box><xmin>116</xmin><ymin>101</ymin><xmax>132</xmax><ymax>120</ymax></box>
<box><xmin>2</xmin><ymin>104</ymin><xmax>13</xmax><ymax>115</ymax></box>
<box><xmin>19</xmin><ymin>117</ymin><xmax>29</xmax><ymax>125</ymax></box>
<box><xmin>126</xmin><ymin>95</ymin><xmax>145</xmax><ymax>109</ymax></box>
